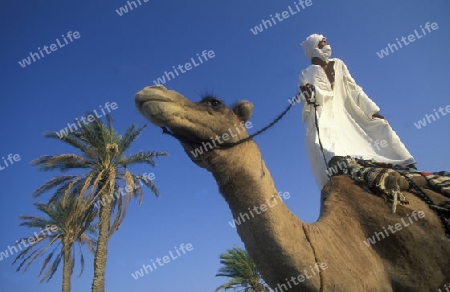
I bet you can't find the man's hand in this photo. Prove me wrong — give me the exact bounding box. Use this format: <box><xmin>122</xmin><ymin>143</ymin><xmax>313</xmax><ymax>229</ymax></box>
<box><xmin>300</xmin><ymin>83</ymin><xmax>315</xmax><ymax>102</ymax></box>
<box><xmin>372</xmin><ymin>112</ymin><xmax>385</xmax><ymax>119</ymax></box>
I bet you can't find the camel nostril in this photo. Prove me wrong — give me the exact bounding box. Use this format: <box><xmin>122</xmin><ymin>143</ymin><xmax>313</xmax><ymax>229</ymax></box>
<box><xmin>135</xmin><ymin>95</ymin><xmax>145</xmax><ymax>109</ymax></box>
<box><xmin>148</xmin><ymin>84</ymin><xmax>167</xmax><ymax>91</ymax></box>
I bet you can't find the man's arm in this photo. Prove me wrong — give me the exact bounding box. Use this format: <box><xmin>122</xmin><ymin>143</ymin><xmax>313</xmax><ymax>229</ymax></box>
<box><xmin>372</xmin><ymin>112</ymin><xmax>385</xmax><ymax>119</ymax></box>
<box><xmin>299</xmin><ymin>83</ymin><xmax>314</xmax><ymax>102</ymax></box>
<box><xmin>341</xmin><ymin>61</ymin><xmax>383</xmax><ymax>119</ymax></box>
<box><xmin>299</xmin><ymin>65</ymin><xmax>334</xmax><ymax>105</ymax></box>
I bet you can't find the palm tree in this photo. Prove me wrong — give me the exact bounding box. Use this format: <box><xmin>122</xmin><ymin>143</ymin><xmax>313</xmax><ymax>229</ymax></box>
<box><xmin>13</xmin><ymin>196</ymin><xmax>97</xmax><ymax>292</ymax></box>
<box><xmin>215</xmin><ymin>246</ymin><xmax>270</xmax><ymax>292</ymax></box>
<box><xmin>32</xmin><ymin>114</ymin><xmax>168</xmax><ymax>292</ymax></box>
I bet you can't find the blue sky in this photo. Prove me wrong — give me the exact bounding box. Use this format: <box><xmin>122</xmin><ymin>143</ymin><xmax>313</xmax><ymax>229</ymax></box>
<box><xmin>1</xmin><ymin>0</ymin><xmax>449</xmax><ymax>291</ymax></box>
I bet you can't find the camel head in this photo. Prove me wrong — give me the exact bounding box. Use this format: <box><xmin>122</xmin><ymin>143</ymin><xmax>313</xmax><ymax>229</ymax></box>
<box><xmin>135</xmin><ymin>85</ymin><xmax>253</xmax><ymax>168</ymax></box>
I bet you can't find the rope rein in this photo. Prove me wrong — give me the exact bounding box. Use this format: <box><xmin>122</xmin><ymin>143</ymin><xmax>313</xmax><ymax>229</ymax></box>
<box><xmin>304</xmin><ymin>85</ymin><xmax>333</xmax><ymax>187</ymax></box>
<box><xmin>399</xmin><ymin>173</ymin><xmax>450</xmax><ymax>238</ymax></box>
<box><xmin>161</xmin><ymin>96</ymin><xmax>296</xmax><ymax>149</ymax></box>
<box><xmin>161</xmin><ymin>89</ymin><xmax>331</xmax><ymax>186</ymax></box>
<box><xmin>311</xmin><ymin>101</ymin><xmax>332</xmax><ymax>183</ymax></box>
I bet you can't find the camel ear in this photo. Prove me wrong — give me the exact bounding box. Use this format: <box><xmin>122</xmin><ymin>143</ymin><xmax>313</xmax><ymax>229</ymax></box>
<box><xmin>232</xmin><ymin>101</ymin><xmax>253</xmax><ymax>122</ymax></box>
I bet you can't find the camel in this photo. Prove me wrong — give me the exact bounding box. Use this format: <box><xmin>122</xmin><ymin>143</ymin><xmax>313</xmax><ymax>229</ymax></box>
<box><xmin>135</xmin><ymin>85</ymin><xmax>450</xmax><ymax>292</ymax></box>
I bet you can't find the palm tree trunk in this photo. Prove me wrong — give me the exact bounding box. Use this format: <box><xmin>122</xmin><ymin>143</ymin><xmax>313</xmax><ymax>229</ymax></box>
<box><xmin>62</xmin><ymin>244</ymin><xmax>72</xmax><ymax>292</ymax></box>
<box><xmin>91</xmin><ymin>200</ymin><xmax>112</xmax><ymax>292</ymax></box>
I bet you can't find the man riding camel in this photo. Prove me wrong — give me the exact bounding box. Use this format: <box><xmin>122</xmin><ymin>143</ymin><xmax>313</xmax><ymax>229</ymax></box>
<box><xmin>298</xmin><ymin>33</ymin><xmax>415</xmax><ymax>189</ymax></box>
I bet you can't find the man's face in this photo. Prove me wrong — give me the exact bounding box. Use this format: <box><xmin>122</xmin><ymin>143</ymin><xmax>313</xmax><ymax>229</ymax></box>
<box><xmin>318</xmin><ymin>38</ymin><xmax>327</xmax><ymax>49</ymax></box>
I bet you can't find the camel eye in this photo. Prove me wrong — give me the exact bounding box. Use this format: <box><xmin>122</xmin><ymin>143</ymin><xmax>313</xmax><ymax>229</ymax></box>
<box><xmin>200</xmin><ymin>96</ymin><xmax>223</xmax><ymax>110</ymax></box>
<box><xmin>203</xmin><ymin>98</ymin><xmax>222</xmax><ymax>108</ymax></box>
<box><xmin>209</xmin><ymin>100</ymin><xmax>222</xmax><ymax>107</ymax></box>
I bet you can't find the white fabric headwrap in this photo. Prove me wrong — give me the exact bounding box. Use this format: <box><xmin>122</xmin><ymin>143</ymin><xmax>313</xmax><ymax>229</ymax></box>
<box><xmin>301</xmin><ymin>34</ymin><xmax>331</xmax><ymax>62</ymax></box>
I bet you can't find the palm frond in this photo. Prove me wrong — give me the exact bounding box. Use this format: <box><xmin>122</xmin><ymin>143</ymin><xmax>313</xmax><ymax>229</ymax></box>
<box><xmin>134</xmin><ymin>174</ymin><xmax>159</xmax><ymax>198</ymax></box>
<box><xmin>77</xmin><ymin>248</ymin><xmax>85</xmax><ymax>278</ymax></box>
<box><xmin>40</xmin><ymin>252</ymin><xmax>62</xmax><ymax>283</ymax></box>
<box><xmin>215</xmin><ymin>247</ymin><xmax>268</xmax><ymax>292</ymax></box>
<box><xmin>44</xmin><ymin>132</ymin><xmax>90</xmax><ymax>156</ymax></box>
<box><xmin>215</xmin><ymin>278</ymin><xmax>247</xmax><ymax>292</ymax></box>
<box><xmin>32</xmin><ymin>175</ymin><xmax>77</xmax><ymax>198</ymax></box>
<box><xmin>117</xmin><ymin>124</ymin><xmax>146</xmax><ymax>153</ymax></box>
<box><xmin>117</xmin><ymin>151</ymin><xmax>168</xmax><ymax>167</ymax></box>
<box><xmin>38</xmin><ymin>248</ymin><xmax>56</xmax><ymax>277</ymax></box>
<box><xmin>32</xmin><ymin>154</ymin><xmax>93</xmax><ymax>172</ymax></box>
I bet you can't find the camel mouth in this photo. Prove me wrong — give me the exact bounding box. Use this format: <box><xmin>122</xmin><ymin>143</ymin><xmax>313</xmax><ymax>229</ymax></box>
<box><xmin>135</xmin><ymin>85</ymin><xmax>189</xmax><ymax>128</ymax></box>
<box><xmin>135</xmin><ymin>86</ymin><xmax>170</xmax><ymax>122</ymax></box>
<box><xmin>135</xmin><ymin>85</ymin><xmax>171</xmax><ymax>111</ymax></box>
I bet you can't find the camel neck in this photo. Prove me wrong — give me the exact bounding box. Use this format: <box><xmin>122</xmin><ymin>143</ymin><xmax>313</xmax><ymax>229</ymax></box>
<box><xmin>207</xmin><ymin>141</ymin><xmax>319</xmax><ymax>291</ymax></box>
<box><xmin>210</xmin><ymin>141</ymin><xmax>283</xmax><ymax>212</ymax></box>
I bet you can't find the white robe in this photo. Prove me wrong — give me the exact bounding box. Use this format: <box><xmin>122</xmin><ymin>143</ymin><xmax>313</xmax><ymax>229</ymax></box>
<box><xmin>299</xmin><ymin>58</ymin><xmax>415</xmax><ymax>189</ymax></box>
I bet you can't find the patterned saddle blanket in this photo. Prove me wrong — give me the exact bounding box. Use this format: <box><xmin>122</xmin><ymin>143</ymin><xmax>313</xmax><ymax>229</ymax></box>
<box><xmin>327</xmin><ymin>156</ymin><xmax>450</xmax><ymax>214</ymax></box>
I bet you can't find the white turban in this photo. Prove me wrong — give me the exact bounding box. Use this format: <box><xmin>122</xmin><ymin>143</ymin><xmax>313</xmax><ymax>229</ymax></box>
<box><xmin>301</xmin><ymin>34</ymin><xmax>329</xmax><ymax>62</ymax></box>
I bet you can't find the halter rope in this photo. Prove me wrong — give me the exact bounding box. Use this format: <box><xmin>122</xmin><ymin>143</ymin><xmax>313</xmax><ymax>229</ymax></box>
<box><xmin>161</xmin><ymin>96</ymin><xmax>297</xmax><ymax>149</ymax></box>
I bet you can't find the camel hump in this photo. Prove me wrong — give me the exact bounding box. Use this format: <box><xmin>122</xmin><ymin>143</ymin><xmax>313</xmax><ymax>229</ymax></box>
<box><xmin>326</xmin><ymin>155</ymin><xmax>450</xmax><ymax>236</ymax></box>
